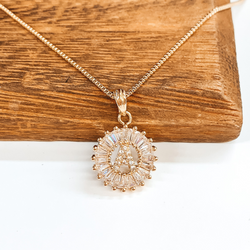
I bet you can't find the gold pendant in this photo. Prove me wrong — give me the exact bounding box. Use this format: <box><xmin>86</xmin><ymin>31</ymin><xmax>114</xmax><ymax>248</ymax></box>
<box><xmin>92</xmin><ymin>89</ymin><xmax>157</xmax><ymax>192</ymax></box>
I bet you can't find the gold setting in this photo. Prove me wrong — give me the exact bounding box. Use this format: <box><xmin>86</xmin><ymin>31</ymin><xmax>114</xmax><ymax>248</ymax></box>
<box><xmin>92</xmin><ymin>126</ymin><xmax>157</xmax><ymax>191</ymax></box>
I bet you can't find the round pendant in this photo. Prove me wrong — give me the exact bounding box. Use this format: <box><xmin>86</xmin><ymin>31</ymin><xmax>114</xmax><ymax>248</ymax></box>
<box><xmin>92</xmin><ymin>126</ymin><xmax>157</xmax><ymax>192</ymax></box>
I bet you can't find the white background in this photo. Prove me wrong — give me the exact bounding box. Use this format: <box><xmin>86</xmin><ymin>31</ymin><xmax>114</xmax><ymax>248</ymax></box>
<box><xmin>0</xmin><ymin>1</ymin><xmax>250</xmax><ymax>250</ymax></box>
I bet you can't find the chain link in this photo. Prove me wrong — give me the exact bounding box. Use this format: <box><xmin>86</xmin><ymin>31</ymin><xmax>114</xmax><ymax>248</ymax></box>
<box><xmin>0</xmin><ymin>1</ymin><xmax>244</xmax><ymax>99</ymax></box>
<box><xmin>126</xmin><ymin>7</ymin><xmax>221</xmax><ymax>98</ymax></box>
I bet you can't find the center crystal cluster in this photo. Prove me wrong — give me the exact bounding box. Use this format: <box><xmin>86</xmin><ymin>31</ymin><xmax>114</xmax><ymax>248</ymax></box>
<box><xmin>113</xmin><ymin>140</ymin><xmax>137</xmax><ymax>173</ymax></box>
<box><xmin>92</xmin><ymin>126</ymin><xmax>157</xmax><ymax>192</ymax></box>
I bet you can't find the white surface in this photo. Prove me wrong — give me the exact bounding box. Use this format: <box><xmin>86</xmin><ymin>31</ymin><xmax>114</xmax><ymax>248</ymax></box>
<box><xmin>0</xmin><ymin>2</ymin><xmax>250</xmax><ymax>250</ymax></box>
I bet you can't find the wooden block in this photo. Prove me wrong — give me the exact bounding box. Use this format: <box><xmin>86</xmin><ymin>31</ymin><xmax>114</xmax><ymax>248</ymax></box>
<box><xmin>0</xmin><ymin>0</ymin><xmax>242</xmax><ymax>142</ymax></box>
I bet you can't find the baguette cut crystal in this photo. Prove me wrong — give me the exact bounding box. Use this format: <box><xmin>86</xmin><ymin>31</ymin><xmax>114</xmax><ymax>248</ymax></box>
<box><xmin>93</xmin><ymin>126</ymin><xmax>157</xmax><ymax>191</ymax></box>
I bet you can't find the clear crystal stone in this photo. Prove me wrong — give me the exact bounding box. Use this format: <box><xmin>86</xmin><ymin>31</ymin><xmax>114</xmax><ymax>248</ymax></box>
<box><xmin>117</xmin><ymin>175</ymin><xmax>127</xmax><ymax>188</ymax></box>
<box><xmin>132</xmin><ymin>171</ymin><xmax>142</xmax><ymax>185</ymax></box>
<box><xmin>100</xmin><ymin>139</ymin><xmax>111</xmax><ymax>150</ymax></box>
<box><xmin>105</xmin><ymin>171</ymin><xmax>116</xmax><ymax>183</ymax></box>
<box><xmin>122</xmin><ymin>128</ymin><xmax>133</xmax><ymax>141</ymax></box>
<box><xmin>138</xmin><ymin>136</ymin><xmax>149</xmax><ymax>149</ymax></box>
<box><xmin>127</xmin><ymin>175</ymin><xmax>136</xmax><ymax>188</ymax></box>
<box><xmin>135</xmin><ymin>136</ymin><xmax>144</xmax><ymax>147</ymax></box>
<box><xmin>113</xmin><ymin>174</ymin><xmax>121</xmax><ymax>186</ymax></box>
<box><xmin>100</xmin><ymin>167</ymin><xmax>111</xmax><ymax>176</ymax></box>
<box><xmin>97</xmin><ymin>163</ymin><xmax>109</xmax><ymax>171</ymax></box>
<box><xmin>131</xmin><ymin>131</ymin><xmax>140</xmax><ymax>144</ymax></box>
<box><xmin>141</xmin><ymin>161</ymin><xmax>153</xmax><ymax>170</ymax></box>
<box><xmin>96</xmin><ymin>156</ymin><xmax>108</xmax><ymax>164</ymax></box>
<box><xmin>95</xmin><ymin>151</ymin><xmax>108</xmax><ymax>158</ymax></box>
<box><xmin>137</xmin><ymin>167</ymin><xmax>149</xmax><ymax>178</ymax></box>
<box><xmin>140</xmin><ymin>143</ymin><xmax>150</xmax><ymax>153</ymax></box>
<box><xmin>104</xmin><ymin>137</ymin><xmax>113</xmax><ymax>148</ymax></box>
<box><xmin>108</xmin><ymin>133</ymin><xmax>118</xmax><ymax>144</ymax></box>
<box><xmin>142</xmin><ymin>153</ymin><xmax>154</xmax><ymax>163</ymax></box>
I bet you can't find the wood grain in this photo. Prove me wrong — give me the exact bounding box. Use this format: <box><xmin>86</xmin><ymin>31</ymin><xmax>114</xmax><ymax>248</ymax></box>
<box><xmin>0</xmin><ymin>0</ymin><xmax>242</xmax><ymax>142</ymax></box>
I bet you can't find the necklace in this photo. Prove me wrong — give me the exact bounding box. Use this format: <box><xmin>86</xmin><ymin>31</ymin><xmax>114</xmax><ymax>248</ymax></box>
<box><xmin>0</xmin><ymin>0</ymin><xmax>244</xmax><ymax>192</ymax></box>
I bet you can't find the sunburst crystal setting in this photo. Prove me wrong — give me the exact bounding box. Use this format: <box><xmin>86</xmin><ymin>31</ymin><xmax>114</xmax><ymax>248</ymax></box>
<box><xmin>92</xmin><ymin>126</ymin><xmax>157</xmax><ymax>192</ymax></box>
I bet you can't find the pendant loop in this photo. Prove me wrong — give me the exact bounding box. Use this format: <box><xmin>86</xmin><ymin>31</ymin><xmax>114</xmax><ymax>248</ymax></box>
<box><xmin>118</xmin><ymin>111</ymin><xmax>132</xmax><ymax>126</ymax></box>
<box><xmin>114</xmin><ymin>89</ymin><xmax>127</xmax><ymax>116</ymax></box>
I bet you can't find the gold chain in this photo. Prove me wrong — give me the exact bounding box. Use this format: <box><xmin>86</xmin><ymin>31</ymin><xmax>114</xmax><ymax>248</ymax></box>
<box><xmin>0</xmin><ymin>0</ymin><xmax>245</xmax><ymax>99</ymax></box>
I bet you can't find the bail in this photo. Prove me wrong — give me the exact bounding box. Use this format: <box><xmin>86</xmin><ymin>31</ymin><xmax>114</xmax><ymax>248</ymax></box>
<box><xmin>114</xmin><ymin>89</ymin><xmax>132</xmax><ymax>126</ymax></box>
<box><xmin>114</xmin><ymin>89</ymin><xmax>127</xmax><ymax>116</ymax></box>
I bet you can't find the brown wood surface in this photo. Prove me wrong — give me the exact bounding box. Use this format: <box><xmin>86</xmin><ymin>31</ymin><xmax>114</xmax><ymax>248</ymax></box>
<box><xmin>0</xmin><ymin>0</ymin><xmax>242</xmax><ymax>142</ymax></box>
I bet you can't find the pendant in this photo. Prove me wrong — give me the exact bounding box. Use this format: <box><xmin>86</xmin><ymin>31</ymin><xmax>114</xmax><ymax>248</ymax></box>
<box><xmin>92</xmin><ymin>89</ymin><xmax>157</xmax><ymax>192</ymax></box>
